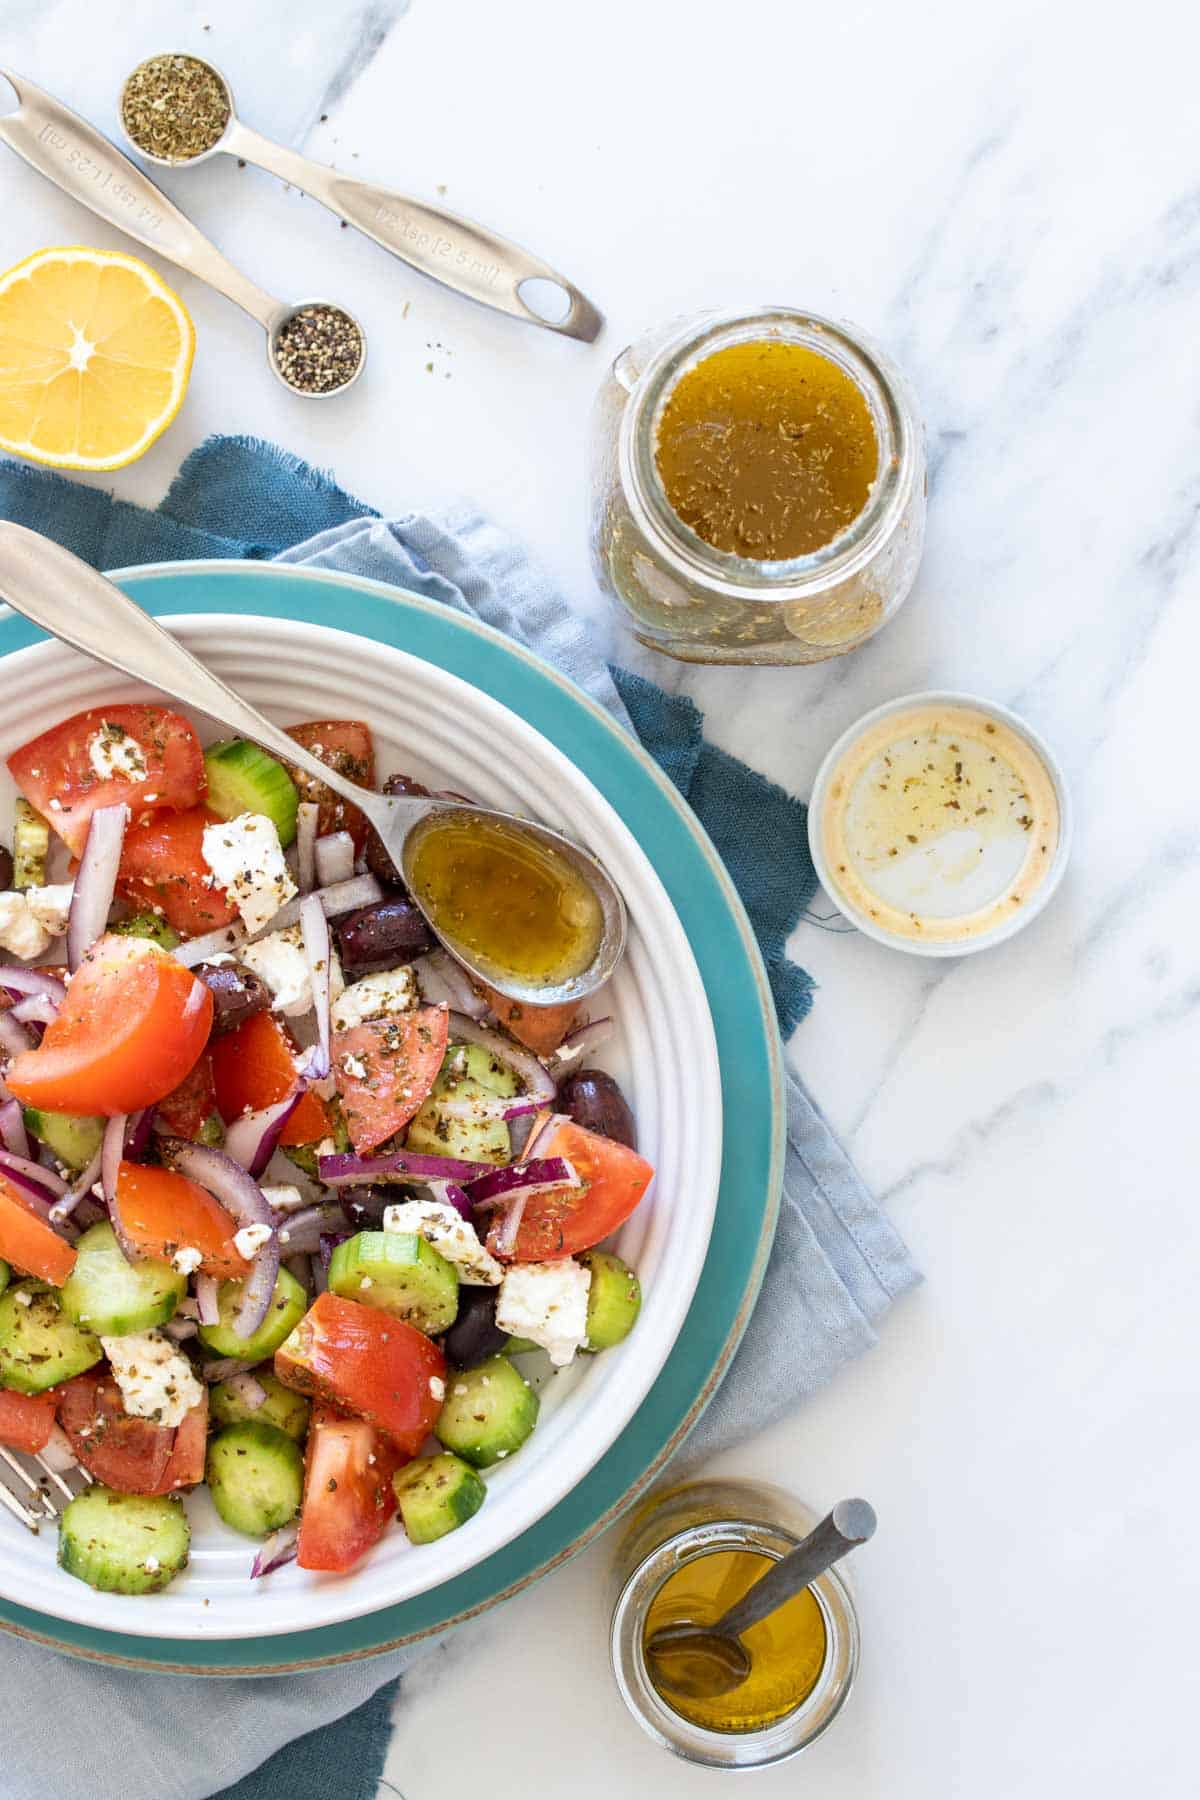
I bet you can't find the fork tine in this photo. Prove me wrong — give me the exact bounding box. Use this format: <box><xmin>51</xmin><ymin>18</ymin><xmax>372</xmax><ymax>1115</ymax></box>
<box><xmin>0</xmin><ymin>1460</ymin><xmax>44</xmax><ymax>1531</ymax></box>
<box><xmin>0</xmin><ymin>1445</ymin><xmax>58</xmax><ymax>1519</ymax></box>
<box><xmin>31</xmin><ymin>1451</ymin><xmax>79</xmax><ymax>1505</ymax></box>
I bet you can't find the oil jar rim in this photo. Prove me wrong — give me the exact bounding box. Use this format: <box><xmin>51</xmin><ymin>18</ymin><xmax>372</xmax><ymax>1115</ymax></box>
<box><xmin>617</xmin><ymin>306</ymin><xmax>921</xmax><ymax>605</ymax></box>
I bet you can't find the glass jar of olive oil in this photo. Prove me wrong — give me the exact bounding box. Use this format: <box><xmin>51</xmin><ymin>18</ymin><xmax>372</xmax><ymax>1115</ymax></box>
<box><xmin>589</xmin><ymin>308</ymin><xmax>926</xmax><ymax>664</ymax></box>
<box><xmin>610</xmin><ymin>1479</ymin><xmax>860</xmax><ymax>1768</ymax></box>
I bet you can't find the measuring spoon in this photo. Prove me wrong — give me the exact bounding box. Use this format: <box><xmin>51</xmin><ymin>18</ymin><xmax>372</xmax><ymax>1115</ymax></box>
<box><xmin>0</xmin><ymin>68</ymin><xmax>366</xmax><ymax>397</ymax></box>
<box><xmin>119</xmin><ymin>52</ymin><xmax>602</xmax><ymax>344</ymax></box>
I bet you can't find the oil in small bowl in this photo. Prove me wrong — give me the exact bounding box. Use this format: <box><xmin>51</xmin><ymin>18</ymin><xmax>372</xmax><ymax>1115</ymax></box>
<box><xmin>403</xmin><ymin>811</ymin><xmax>604</xmax><ymax>992</ymax></box>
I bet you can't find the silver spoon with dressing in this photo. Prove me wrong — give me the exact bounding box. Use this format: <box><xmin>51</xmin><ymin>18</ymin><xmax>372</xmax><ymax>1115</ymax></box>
<box><xmin>119</xmin><ymin>52</ymin><xmax>602</xmax><ymax>344</ymax></box>
<box><xmin>0</xmin><ymin>524</ymin><xmax>626</xmax><ymax>1006</ymax></box>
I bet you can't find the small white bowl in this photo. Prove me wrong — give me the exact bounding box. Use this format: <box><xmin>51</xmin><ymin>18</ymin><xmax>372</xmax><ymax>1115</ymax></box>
<box><xmin>807</xmin><ymin>690</ymin><xmax>1072</xmax><ymax>957</ymax></box>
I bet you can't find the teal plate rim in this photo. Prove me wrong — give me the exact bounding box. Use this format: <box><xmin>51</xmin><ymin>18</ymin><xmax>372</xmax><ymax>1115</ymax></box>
<box><xmin>0</xmin><ymin>560</ymin><xmax>785</xmax><ymax>1675</ymax></box>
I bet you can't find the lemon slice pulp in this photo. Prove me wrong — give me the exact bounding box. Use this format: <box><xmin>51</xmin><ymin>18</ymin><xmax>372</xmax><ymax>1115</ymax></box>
<box><xmin>0</xmin><ymin>246</ymin><xmax>195</xmax><ymax>471</ymax></box>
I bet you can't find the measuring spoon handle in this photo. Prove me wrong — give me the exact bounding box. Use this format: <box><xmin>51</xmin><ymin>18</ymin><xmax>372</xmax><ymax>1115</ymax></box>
<box><xmin>0</xmin><ymin>69</ymin><xmax>282</xmax><ymax>331</ymax></box>
<box><xmin>716</xmin><ymin>1500</ymin><xmax>877</xmax><ymax>1642</ymax></box>
<box><xmin>225</xmin><ymin>119</ymin><xmax>602</xmax><ymax>342</ymax></box>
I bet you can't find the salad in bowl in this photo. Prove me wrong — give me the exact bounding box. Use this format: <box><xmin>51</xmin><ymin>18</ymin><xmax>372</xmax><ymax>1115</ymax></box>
<box><xmin>0</xmin><ymin>699</ymin><xmax>653</xmax><ymax>1596</ymax></box>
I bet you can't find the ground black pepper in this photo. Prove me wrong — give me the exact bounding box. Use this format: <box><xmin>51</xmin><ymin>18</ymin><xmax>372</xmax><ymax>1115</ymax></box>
<box><xmin>273</xmin><ymin>305</ymin><xmax>364</xmax><ymax>395</ymax></box>
<box><xmin>121</xmin><ymin>54</ymin><xmax>231</xmax><ymax>162</ymax></box>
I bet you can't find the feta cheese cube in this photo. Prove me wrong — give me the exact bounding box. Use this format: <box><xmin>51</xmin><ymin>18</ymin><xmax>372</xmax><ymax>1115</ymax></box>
<box><xmin>100</xmin><ymin>1330</ymin><xmax>204</xmax><ymax>1427</ymax></box>
<box><xmin>233</xmin><ymin>1221</ymin><xmax>275</xmax><ymax>1261</ymax></box>
<box><xmin>496</xmin><ymin>1260</ymin><xmax>592</xmax><ymax>1366</ymax></box>
<box><xmin>384</xmin><ymin>1199</ymin><xmax>503</xmax><ymax>1285</ymax></box>
<box><xmin>0</xmin><ymin>891</ymin><xmax>52</xmax><ymax>960</ymax></box>
<box><xmin>26</xmin><ymin>883</ymin><xmax>74</xmax><ymax>937</ymax></box>
<box><xmin>261</xmin><ymin>1183</ymin><xmax>307</xmax><ymax>1214</ymax></box>
<box><xmin>240</xmin><ymin>924</ymin><xmax>344</xmax><ymax>1017</ymax></box>
<box><xmin>88</xmin><ymin>721</ymin><xmax>148</xmax><ymax>781</ymax></box>
<box><xmin>201</xmin><ymin>813</ymin><xmax>297</xmax><ymax>936</ymax></box>
<box><xmin>331</xmin><ymin>965</ymin><xmax>418</xmax><ymax>1032</ymax></box>
<box><xmin>171</xmin><ymin>1246</ymin><xmax>203</xmax><ymax>1276</ymax></box>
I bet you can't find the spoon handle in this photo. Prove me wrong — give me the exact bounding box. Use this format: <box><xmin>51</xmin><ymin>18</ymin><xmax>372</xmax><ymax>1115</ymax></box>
<box><xmin>0</xmin><ymin>70</ymin><xmax>283</xmax><ymax>332</ymax></box>
<box><xmin>224</xmin><ymin>119</ymin><xmax>602</xmax><ymax>343</ymax></box>
<box><xmin>0</xmin><ymin>523</ymin><xmax>386</xmax><ymax>826</ymax></box>
<box><xmin>716</xmin><ymin>1499</ymin><xmax>877</xmax><ymax>1642</ymax></box>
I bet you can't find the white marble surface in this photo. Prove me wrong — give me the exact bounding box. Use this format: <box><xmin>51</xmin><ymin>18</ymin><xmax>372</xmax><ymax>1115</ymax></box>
<box><xmin>2</xmin><ymin>0</ymin><xmax>1196</xmax><ymax>1793</ymax></box>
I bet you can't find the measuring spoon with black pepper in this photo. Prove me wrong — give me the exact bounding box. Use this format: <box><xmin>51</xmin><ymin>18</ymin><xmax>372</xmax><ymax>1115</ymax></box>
<box><xmin>118</xmin><ymin>51</ymin><xmax>602</xmax><ymax>344</ymax></box>
<box><xmin>0</xmin><ymin>68</ymin><xmax>366</xmax><ymax>397</ymax></box>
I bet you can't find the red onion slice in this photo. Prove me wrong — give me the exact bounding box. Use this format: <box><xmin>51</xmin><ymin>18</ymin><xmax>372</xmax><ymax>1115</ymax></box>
<box><xmin>225</xmin><ymin>1371</ymin><xmax>267</xmax><ymax>1411</ymax></box>
<box><xmin>545</xmin><ymin>1017</ymin><xmax>615</xmax><ymax>1074</ymax></box>
<box><xmin>233</xmin><ymin>1232</ymin><xmax>281</xmax><ymax>1340</ymax></box>
<box><xmin>314</xmin><ymin>831</ymin><xmax>355</xmax><ymax>888</ymax></box>
<box><xmin>424</xmin><ymin>1178</ymin><xmax>474</xmax><ymax>1221</ymax></box>
<box><xmin>493</xmin><ymin>1191</ymin><xmax>529</xmax><ymax>1258</ymax></box>
<box><xmin>67</xmin><ymin>803</ymin><xmax>127</xmax><ymax>972</ymax></box>
<box><xmin>413</xmin><ymin>949</ymin><xmax>488</xmax><ymax>1019</ymax></box>
<box><xmin>0</xmin><ymin>1147</ymin><xmax>68</xmax><ymax>1197</ymax></box>
<box><xmin>299</xmin><ymin>892</ymin><xmax>332</xmax><ymax>1081</ymax></box>
<box><xmin>249</xmin><ymin>873</ymin><xmax>384</xmax><ymax>939</ymax></box>
<box><xmin>465</xmin><ymin>1156</ymin><xmax>579</xmax><ymax>1210</ymax></box>
<box><xmin>200</xmin><ymin>1355</ymin><xmax>256</xmax><ymax>1383</ymax></box>
<box><xmin>447</xmin><ymin>1012</ymin><xmax>556</xmax><ymax>1104</ymax></box>
<box><xmin>49</xmin><ymin>1147</ymin><xmax>104</xmax><ymax>1226</ymax></box>
<box><xmin>0</xmin><ymin>966</ymin><xmax>67</xmax><ymax>1004</ymax></box>
<box><xmin>0</xmin><ymin>1011</ymin><xmax>34</xmax><ymax>1059</ymax></box>
<box><xmin>224</xmin><ymin>1090</ymin><xmax>305</xmax><ymax>1179</ymax></box>
<box><xmin>437</xmin><ymin>1096</ymin><xmax>541</xmax><ymax>1124</ymax></box>
<box><xmin>0</xmin><ymin>1097</ymin><xmax>30</xmax><ymax>1159</ymax></box>
<box><xmin>275</xmin><ymin>1204</ymin><xmax>345</xmax><ymax>1256</ymax></box>
<box><xmin>318</xmin><ymin>1148</ymin><xmax>494</xmax><ymax>1187</ymax></box>
<box><xmin>251</xmin><ymin>1526</ymin><xmax>298</xmax><ymax>1579</ymax></box>
<box><xmin>162</xmin><ymin>1139</ymin><xmax>273</xmax><ymax>1227</ymax></box>
<box><xmin>11</xmin><ymin>994</ymin><xmax>58</xmax><ymax>1026</ymax></box>
<box><xmin>296</xmin><ymin>802</ymin><xmax>320</xmax><ymax>895</ymax></box>
<box><xmin>174</xmin><ymin>923</ymin><xmax>247</xmax><ymax>967</ymax></box>
<box><xmin>195</xmin><ymin>1273</ymin><xmax>220</xmax><ymax>1326</ymax></box>
<box><xmin>124</xmin><ymin>1108</ymin><xmax>154</xmax><ymax>1160</ymax></box>
<box><xmin>163</xmin><ymin>1318</ymin><xmax>198</xmax><ymax>1342</ymax></box>
<box><xmin>101</xmin><ymin>1114</ymin><xmax>142</xmax><ymax>1264</ymax></box>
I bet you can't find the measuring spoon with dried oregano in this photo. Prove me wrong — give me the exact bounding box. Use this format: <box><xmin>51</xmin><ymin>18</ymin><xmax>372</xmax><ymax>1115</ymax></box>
<box><xmin>119</xmin><ymin>51</ymin><xmax>602</xmax><ymax>343</ymax></box>
<box><xmin>0</xmin><ymin>68</ymin><xmax>366</xmax><ymax>397</ymax></box>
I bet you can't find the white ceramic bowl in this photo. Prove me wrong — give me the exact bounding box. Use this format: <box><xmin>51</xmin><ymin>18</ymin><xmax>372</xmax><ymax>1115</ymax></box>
<box><xmin>807</xmin><ymin>689</ymin><xmax>1072</xmax><ymax>957</ymax></box>
<box><xmin>0</xmin><ymin>614</ymin><xmax>722</xmax><ymax>1639</ymax></box>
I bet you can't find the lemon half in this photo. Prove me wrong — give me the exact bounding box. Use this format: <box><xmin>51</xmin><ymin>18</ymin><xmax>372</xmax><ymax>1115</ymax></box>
<box><xmin>0</xmin><ymin>246</ymin><xmax>195</xmax><ymax>471</ymax></box>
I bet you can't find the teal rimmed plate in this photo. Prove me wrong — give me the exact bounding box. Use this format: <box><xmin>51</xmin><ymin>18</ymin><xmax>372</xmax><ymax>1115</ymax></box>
<box><xmin>0</xmin><ymin>562</ymin><xmax>783</xmax><ymax>1674</ymax></box>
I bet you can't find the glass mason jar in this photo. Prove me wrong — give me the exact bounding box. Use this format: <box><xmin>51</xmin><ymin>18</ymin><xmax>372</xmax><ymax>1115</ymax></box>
<box><xmin>589</xmin><ymin>307</ymin><xmax>926</xmax><ymax>665</ymax></box>
<box><xmin>610</xmin><ymin>1479</ymin><xmax>859</xmax><ymax>1769</ymax></box>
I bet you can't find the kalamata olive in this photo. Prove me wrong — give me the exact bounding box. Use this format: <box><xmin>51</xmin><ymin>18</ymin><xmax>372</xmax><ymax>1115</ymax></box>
<box><xmin>443</xmin><ymin>1286</ymin><xmax>509</xmax><ymax>1369</ymax></box>
<box><xmin>195</xmin><ymin>961</ymin><xmax>271</xmax><ymax>1036</ymax></box>
<box><xmin>0</xmin><ymin>845</ymin><xmax>12</xmax><ymax>890</ymax></box>
<box><xmin>336</xmin><ymin>896</ymin><xmax>434</xmax><ymax>969</ymax></box>
<box><xmin>365</xmin><ymin>772</ymin><xmax>431</xmax><ymax>884</ymax></box>
<box><xmin>557</xmin><ymin>1068</ymin><xmax>637</xmax><ymax>1150</ymax></box>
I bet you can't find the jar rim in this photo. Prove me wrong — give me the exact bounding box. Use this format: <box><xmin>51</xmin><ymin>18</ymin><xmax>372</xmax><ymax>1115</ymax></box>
<box><xmin>610</xmin><ymin>1514</ymin><xmax>860</xmax><ymax>1768</ymax></box>
<box><xmin>619</xmin><ymin>306</ymin><xmax>919</xmax><ymax>604</ymax></box>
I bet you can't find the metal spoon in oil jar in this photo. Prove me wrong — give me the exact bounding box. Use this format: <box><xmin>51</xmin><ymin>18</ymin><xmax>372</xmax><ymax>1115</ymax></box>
<box><xmin>0</xmin><ymin>524</ymin><xmax>626</xmax><ymax>1006</ymax></box>
<box><xmin>646</xmin><ymin>1499</ymin><xmax>877</xmax><ymax>1703</ymax></box>
<box><xmin>118</xmin><ymin>52</ymin><xmax>602</xmax><ymax>343</ymax></box>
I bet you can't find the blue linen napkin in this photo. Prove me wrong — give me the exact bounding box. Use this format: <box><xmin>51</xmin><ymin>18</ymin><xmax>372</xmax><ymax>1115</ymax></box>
<box><xmin>0</xmin><ymin>438</ymin><xmax>920</xmax><ymax>1800</ymax></box>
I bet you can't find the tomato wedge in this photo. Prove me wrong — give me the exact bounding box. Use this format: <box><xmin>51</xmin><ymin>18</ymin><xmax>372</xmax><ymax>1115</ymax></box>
<box><xmin>116</xmin><ymin>805</ymin><xmax>239</xmax><ymax>937</ymax></box>
<box><xmin>487</xmin><ymin>1118</ymin><xmax>654</xmax><ymax>1262</ymax></box>
<box><xmin>275</xmin><ymin>1292</ymin><xmax>445</xmax><ymax>1455</ymax></box>
<box><xmin>157</xmin><ymin>1391</ymin><xmax>208</xmax><ymax>1491</ymax></box>
<box><xmin>6</xmin><ymin>935</ymin><xmax>213</xmax><ymax>1117</ymax></box>
<box><xmin>155</xmin><ymin>1053</ymin><xmax>219</xmax><ymax>1142</ymax></box>
<box><xmin>8</xmin><ymin>704</ymin><xmax>205</xmax><ymax>856</ymax></box>
<box><xmin>284</xmin><ymin>721</ymin><xmax>375</xmax><ymax>853</ymax></box>
<box><xmin>115</xmin><ymin>1161</ymin><xmax>243</xmax><ymax>1281</ymax></box>
<box><xmin>475</xmin><ymin>985</ymin><xmax>583</xmax><ymax>1057</ymax></box>
<box><xmin>57</xmin><ymin>1370</ymin><xmax>174</xmax><ymax>1494</ymax></box>
<box><xmin>0</xmin><ymin>1175</ymin><xmax>76</xmax><ymax>1285</ymax></box>
<box><xmin>296</xmin><ymin>1402</ymin><xmax>407</xmax><ymax>1573</ymax></box>
<box><xmin>332</xmin><ymin>1006</ymin><xmax>448</xmax><ymax>1154</ymax></box>
<box><xmin>0</xmin><ymin>1388</ymin><xmax>57</xmax><ymax>1454</ymax></box>
<box><xmin>209</xmin><ymin>1011</ymin><xmax>332</xmax><ymax>1147</ymax></box>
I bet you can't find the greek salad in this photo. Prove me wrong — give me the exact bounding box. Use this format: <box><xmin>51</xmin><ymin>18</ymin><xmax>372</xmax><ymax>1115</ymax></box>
<box><xmin>0</xmin><ymin>704</ymin><xmax>651</xmax><ymax>1593</ymax></box>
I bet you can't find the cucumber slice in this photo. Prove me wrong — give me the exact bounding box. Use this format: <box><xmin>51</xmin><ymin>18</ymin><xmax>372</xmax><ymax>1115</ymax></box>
<box><xmin>394</xmin><ymin>1451</ymin><xmax>486</xmax><ymax>1544</ymax></box>
<box><xmin>60</xmin><ymin>1223</ymin><xmax>185</xmax><ymax>1336</ymax></box>
<box><xmin>435</xmin><ymin>1354</ymin><xmax>538</xmax><ymax>1468</ymax></box>
<box><xmin>22</xmin><ymin>1109</ymin><xmax>104</xmax><ymax>1175</ymax></box>
<box><xmin>502</xmin><ymin>1335</ymin><xmax>541</xmax><ymax>1356</ymax></box>
<box><xmin>580</xmin><ymin>1250</ymin><xmax>642</xmax><ymax>1351</ymax></box>
<box><xmin>283</xmin><ymin>1099</ymin><xmax>349</xmax><ymax>1178</ymax></box>
<box><xmin>111</xmin><ymin>910</ymin><xmax>181</xmax><ymax>951</ymax></box>
<box><xmin>0</xmin><ymin>1284</ymin><xmax>102</xmax><ymax>1394</ymax></box>
<box><xmin>196</xmin><ymin>1113</ymin><xmax>225</xmax><ymax>1147</ymax></box>
<box><xmin>12</xmin><ymin>798</ymin><xmax>49</xmax><ymax>890</ymax></box>
<box><xmin>58</xmin><ymin>1486</ymin><xmax>190</xmax><ymax>1594</ymax></box>
<box><xmin>197</xmin><ymin>1266</ymin><xmax>308</xmax><ymax>1361</ymax></box>
<box><xmin>328</xmin><ymin>1231</ymin><xmax>459</xmax><ymax>1334</ymax></box>
<box><xmin>206</xmin><ymin>1421</ymin><xmax>304</xmax><ymax>1538</ymax></box>
<box><xmin>406</xmin><ymin>1042</ymin><xmax>520</xmax><ymax>1167</ymax></box>
<box><xmin>0</xmin><ymin>1261</ymin><xmax>8</xmax><ymax>1299</ymax></box>
<box><xmin>210</xmin><ymin>1370</ymin><xmax>310</xmax><ymax>1440</ymax></box>
<box><xmin>204</xmin><ymin>740</ymin><xmax>299</xmax><ymax>848</ymax></box>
